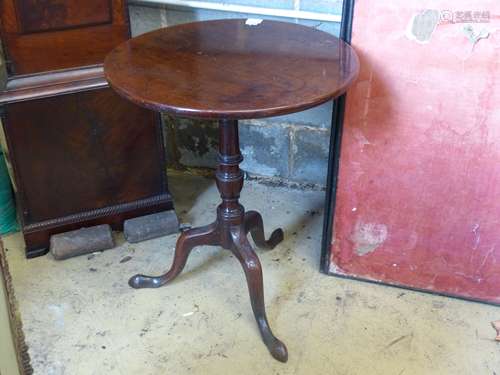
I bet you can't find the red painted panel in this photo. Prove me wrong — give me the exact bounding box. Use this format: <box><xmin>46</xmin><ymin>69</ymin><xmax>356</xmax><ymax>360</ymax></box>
<box><xmin>331</xmin><ymin>0</ymin><xmax>500</xmax><ymax>303</ymax></box>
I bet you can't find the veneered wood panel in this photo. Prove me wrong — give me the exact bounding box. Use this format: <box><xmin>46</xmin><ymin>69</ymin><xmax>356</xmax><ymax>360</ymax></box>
<box><xmin>3</xmin><ymin>24</ymin><xmax>129</xmax><ymax>74</ymax></box>
<box><xmin>331</xmin><ymin>0</ymin><xmax>500</xmax><ymax>303</ymax></box>
<box><xmin>0</xmin><ymin>0</ymin><xmax>129</xmax><ymax>75</ymax></box>
<box><xmin>3</xmin><ymin>88</ymin><xmax>165</xmax><ymax>224</ymax></box>
<box><xmin>15</xmin><ymin>0</ymin><xmax>112</xmax><ymax>33</ymax></box>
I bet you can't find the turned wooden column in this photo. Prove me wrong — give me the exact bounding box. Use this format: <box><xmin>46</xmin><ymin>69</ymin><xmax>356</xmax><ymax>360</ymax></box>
<box><xmin>216</xmin><ymin>119</ymin><xmax>245</xmax><ymax>247</ymax></box>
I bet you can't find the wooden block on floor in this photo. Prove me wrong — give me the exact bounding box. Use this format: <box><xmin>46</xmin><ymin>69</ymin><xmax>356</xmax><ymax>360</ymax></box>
<box><xmin>124</xmin><ymin>210</ymin><xmax>179</xmax><ymax>243</ymax></box>
<box><xmin>50</xmin><ymin>224</ymin><xmax>114</xmax><ymax>260</ymax></box>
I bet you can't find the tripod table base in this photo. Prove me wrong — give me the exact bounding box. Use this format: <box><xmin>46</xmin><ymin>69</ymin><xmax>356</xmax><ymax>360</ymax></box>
<box><xmin>129</xmin><ymin>119</ymin><xmax>288</xmax><ymax>362</ymax></box>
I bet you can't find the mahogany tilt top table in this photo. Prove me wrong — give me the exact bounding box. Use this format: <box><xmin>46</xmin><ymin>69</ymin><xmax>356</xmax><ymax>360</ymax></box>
<box><xmin>104</xmin><ymin>19</ymin><xmax>359</xmax><ymax>362</ymax></box>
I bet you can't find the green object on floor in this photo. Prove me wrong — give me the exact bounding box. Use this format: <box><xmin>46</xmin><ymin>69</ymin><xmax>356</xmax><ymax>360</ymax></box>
<box><xmin>0</xmin><ymin>152</ymin><xmax>17</xmax><ymax>235</ymax></box>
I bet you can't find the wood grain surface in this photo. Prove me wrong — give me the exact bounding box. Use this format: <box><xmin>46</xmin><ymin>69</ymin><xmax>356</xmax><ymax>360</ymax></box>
<box><xmin>104</xmin><ymin>19</ymin><xmax>359</xmax><ymax>119</ymax></box>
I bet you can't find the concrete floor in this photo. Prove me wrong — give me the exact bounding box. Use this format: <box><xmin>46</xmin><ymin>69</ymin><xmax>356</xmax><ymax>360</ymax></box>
<box><xmin>3</xmin><ymin>173</ymin><xmax>500</xmax><ymax>374</ymax></box>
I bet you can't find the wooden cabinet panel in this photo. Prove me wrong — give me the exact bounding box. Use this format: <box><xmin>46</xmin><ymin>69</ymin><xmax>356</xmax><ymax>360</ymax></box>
<box><xmin>4</xmin><ymin>89</ymin><xmax>166</xmax><ymax>223</ymax></box>
<box><xmin>15</xmin><ymin>0</ymin><xmax>112</xmax><ymax>33</ymax></box>
<box><xmin>0</xmin><ymin>68</ymin><xmax>174</xmax><ymax>257</ymax></box>
<box><xmin>0</xmin><ymin>2</ymin><xmax>176</xmax><ymax>258</ymax></box>
<box><xmin>0</xmin><ymin>0</ymin><xmax>129</xmax><ymax>75</ymax></box>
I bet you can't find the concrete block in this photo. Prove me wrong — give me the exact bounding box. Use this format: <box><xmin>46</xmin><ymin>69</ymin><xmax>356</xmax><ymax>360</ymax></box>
<box><xmin>263</xmin><ymin>100</ymin><xmax>334</xmax><ymax>128</ymax></box>
<box><xmin>165</xmin><ymin>0</ymin><xmax>293</xmax><ymax>26</ymax></box>
<box><xmin>50</xmin><ymin>224</ymin><xmax>114</xmax><ymax>260</ymax></box>
<box><xmin>300</xmin><ymin>0</ymin><xmax>343</xmax><ymax>14</ymax></box>
<box><xmin>297</xmin><ymin>19</ymin><xmax>341</xmax><ymax>36</ymax></box>
<box><xmin>316</xmin><ymin>21</ymin><xmax>342</xmax><ymax>37</ymax></box>
<box><xmin>161</xmin><ymin>114</ymin><xmax>181</xmax><ymax>168</ymax></box>
<box><xmin>200</xmin><ymin>0</ymin><xmax>294</xmax><ymax>8</ymax></box>
<box><xmin>124</xmin><ymin>210</ymin><xmax>179</xmax><ymax>243</ymax></box>
<box><xmin>165</xmin><ymin>8</ymin><xmax>257</xmax><ymax>26</ymax></box>
<box><xmin>166</xmin><ymin>9</ymin><xmax>254</xmax><ymax>26</ymax></box>
<box><xmin>240</xmin><ymin>121</ymin><xmax>290</xmax><ymax>178</ymax></box>
<box><xmin>290</xmin><ymin>128</ymin><xmax>330</xmax><ymax>185</ymax></box>
<box><xmin>128</xmin><ymin>4</ymin><xmax>165</xmax><ymax>37</ymax></box>
<box><xmin>164</xmin><ymin>8</ymin><xmax>199</xmax><ymax>26</ymax></box>
<box><xmin>172</xmin><ymin>117</ymin><xmax>219</xmax><ymax>168</ymax></box>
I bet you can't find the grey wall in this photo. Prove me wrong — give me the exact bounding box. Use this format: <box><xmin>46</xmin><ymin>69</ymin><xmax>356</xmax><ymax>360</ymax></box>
<box><xmin>128</xmin><ymin>1</ymin><xmax>343</xmax><ymax>186</ymax></box>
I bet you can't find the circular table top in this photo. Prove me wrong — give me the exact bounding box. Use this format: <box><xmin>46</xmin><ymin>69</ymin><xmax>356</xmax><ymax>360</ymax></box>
<box><xmin>104</xmin><ymin>19</ymin><xmax>359</xmax><ymax>120</ymax></box>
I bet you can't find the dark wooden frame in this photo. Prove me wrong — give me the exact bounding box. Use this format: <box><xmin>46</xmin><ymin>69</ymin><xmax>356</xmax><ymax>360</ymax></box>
<box><xmin>320</xmin><ymin>0</ymin><xmax>356</xmax><ymax>274</ymax></box>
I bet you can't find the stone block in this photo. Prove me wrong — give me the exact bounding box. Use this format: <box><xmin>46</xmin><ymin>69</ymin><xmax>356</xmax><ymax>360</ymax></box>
<box><xmin>297</xmin><ymin>19</ymin><xmax>341</xmax><ymax>36</ymax></box>
<box><xmin>161</xmin><ymin>114</ymin><xmax>181</xmax><ymax>168</ymax></box>
<box><xmin>165</xmin><ymin>8</ymin><xmax>279</xmax><ymax>26</ymax></box>
<box><xmin>264</xmin><ymin>100</ymin><xmax>333</xmax><ymax>128</ymax></box>
<box><xmin>164</xmin><ymin>8</ymin><xmax>199</xmax><ymax>26</ymax></box>
<box><xmin>50</xmin><ymin>224</ymin><xmax>114</xmax><ymax>260</ymax></box>
<box><xmin>201</xmin><ymin>0</ymin><xmax>294</xmax><ymax>8</ymax></box>
<box><xmin>300</xmin><ymin>0</ymin><xmax>343</xmax><ymax>14</ymax></box>
<box><xmin>128</xmin><ymin>4</ymin><xmax>165</xmax><ymax>37</ymax></box>
<box><xmin>240</xmin><ymin>121</ymin><xmax>290</xmax><ymax>178</ymax></box>
<box><xmin>290</xmin><ymin>127</ymin><xmax>330</xmax><ymax>184</ymax></box>
<box><xmin>124</xmin><ymin>210</ymin><xmax>179</xmax><ymax>243</ymax></box>
<box><xmin>171</xmin><ymin>117</ymin><xmax>219</xmax><ymax>168</ymax></box>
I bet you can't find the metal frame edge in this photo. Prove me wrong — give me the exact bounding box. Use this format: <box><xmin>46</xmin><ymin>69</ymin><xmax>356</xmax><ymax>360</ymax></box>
<box><xmin>320</xmin><ymin>0</ymin><xmax>355</xmax><ymax>274</ymax></box>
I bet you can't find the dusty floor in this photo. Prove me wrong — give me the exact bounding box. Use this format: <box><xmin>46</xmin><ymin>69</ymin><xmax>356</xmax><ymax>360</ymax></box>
<box><xmin>3</xmin><ymin>173</ymin><xmax>500</xmax><ymax>375</ymax></box>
